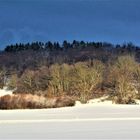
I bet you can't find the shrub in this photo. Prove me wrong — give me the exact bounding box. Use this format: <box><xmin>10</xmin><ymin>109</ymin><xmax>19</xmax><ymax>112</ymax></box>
<box><xmin>109</xmin><ymin>55</ymin><xmax>140</xmax><ymax>104</ymax></box>
<box><xmin>0</xmin><ymin>69</ymin><xmax>5</xmax><ymax>88</ymax></box>
<box><xmin>7</xmin><ymin>74</ymin><xmax>18</xmax><ymax>90</ymax></box>
<box><xmin>0</xmin><ymin>94</ymin><xmax>75</xmax><ymax>109</ymax></box>
<box><xmin>48</xmin><ymin>63</ymin><xmax>71</xmax><ymax>96</ymax></box>
<box><xmin>68</xmin><ymin>61</ymin><xmax>104</xmax><ymax>103</ymax></box>
<box><xmin>17</xmin><ymin>70</ymin><xmax>35</xmax><ymax>93</ymax></box>
<box><xmin>15</xmin><ymin>66</ymin><xmax>51</xmax><ymax>94</ymax></box>
<box><xmin>48</xmin><ymin>61</ymin><xmax>105</xmax><ymax>103</ymax></box>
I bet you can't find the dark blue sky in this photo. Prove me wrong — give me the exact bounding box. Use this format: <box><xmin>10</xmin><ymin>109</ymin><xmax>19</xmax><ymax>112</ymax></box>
<box><xmin>0</xmin><ymin>0</ymin><xmax>140</xmax><ymax>49</ymax></box>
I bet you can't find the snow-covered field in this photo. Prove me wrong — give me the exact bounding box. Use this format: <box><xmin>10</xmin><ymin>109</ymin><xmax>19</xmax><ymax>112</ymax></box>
<box><xmin>0</xmin><ymin>104</ymin><xmax>140</xmax><ymax>139</ymax></box>
<box><xmin>0</xmin><ymin>88</ymin><xmax>140</xmax><ymax>139</ymax></box>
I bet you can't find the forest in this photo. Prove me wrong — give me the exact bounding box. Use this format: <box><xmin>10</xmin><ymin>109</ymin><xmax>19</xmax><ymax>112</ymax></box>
<box><xmin>0</xmin><ymin>40</ymin><xmax>140</xmax><ymax>109</ymax></box>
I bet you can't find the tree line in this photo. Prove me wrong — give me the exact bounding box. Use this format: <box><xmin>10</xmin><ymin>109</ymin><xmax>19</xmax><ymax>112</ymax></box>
<box><xmin>0</xmin><ymin>40</ymin><xmax>140</xmax><ymax>105</ymax></box>
<box><xmin>4</xmin><ymin>40</ymin><xmax>140</xmax><ymax>53</ymax></box>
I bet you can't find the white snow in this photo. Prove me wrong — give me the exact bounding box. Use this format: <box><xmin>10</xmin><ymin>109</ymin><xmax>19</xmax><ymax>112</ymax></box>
<box><xmin>75</xmin><ymin>96</ymin><xmax>113</xmax><ymax>107</ymax></box>
<box><xmin>0</xmin><ymin>87</ymin><xmax>13</xmax><ymax>97</ymax></box>
<box><xmin>75</xmin><ymin>96</ymin><xmax>140</xmax><ymax>106</ymax></box>
<box><xmin>0</xmin><ymin>92</ymin><xmax>140</xmax><ymax>139</ymax></box>
<box><xmin>87</xmin><ymin>95</ymin><xmax>113</xmax><ymax>105</ymax></box>
<box><xmin>135</xmin><ymin>99</ymin><xmax>140</xmax><ymax>104</ymax></box>
<box><xmin>0</xmin><ymin>104</ymin><xmax>140</xmax><ymax>139</ymax></box>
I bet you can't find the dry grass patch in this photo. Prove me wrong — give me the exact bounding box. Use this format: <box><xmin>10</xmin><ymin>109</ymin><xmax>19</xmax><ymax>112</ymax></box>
<box><xmin>0</xmin><ymin>94</ymin><xmax>75</xmax><ymax>109</ymax></box>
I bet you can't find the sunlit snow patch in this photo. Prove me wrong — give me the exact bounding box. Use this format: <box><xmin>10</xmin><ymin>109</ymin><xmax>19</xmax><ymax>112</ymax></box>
<box><xmin>0</xmin><ymin>87</ymin><xmax>13</xmax><ymax>97</ymax></box>
<box><xmin>75</xmin><ymin>96</ymin><xmax>113</xmax><ymax>106</ymax></box>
